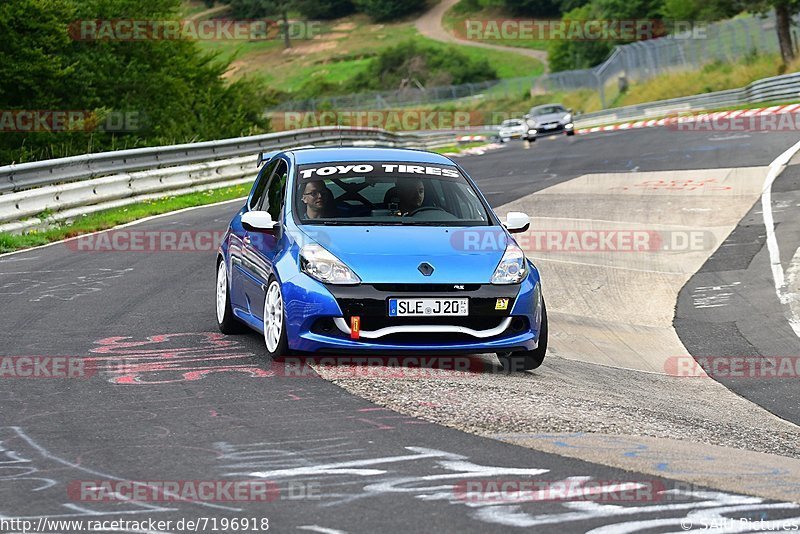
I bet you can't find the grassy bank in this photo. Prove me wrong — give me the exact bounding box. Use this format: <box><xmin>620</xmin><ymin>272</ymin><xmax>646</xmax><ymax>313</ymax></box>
<box><xmin>425</xmin><ymin>52</ymin><xmax>790</xmax><ymax>121</ymax></box>
<box><xmin>442</xmin><ymin>0</ymin><xmax>548</xmax><ymax>51</ymax></box>
<box><xmin>184</xmin><ymin>8</ymin><xmax>543</xmax><ymax>97</ymax></box>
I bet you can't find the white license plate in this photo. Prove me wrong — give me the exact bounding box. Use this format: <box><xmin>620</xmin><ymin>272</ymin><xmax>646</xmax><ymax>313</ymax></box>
<box><xmin>389</xmin><ymin>298</ymin><xmax>468</xmax><ymax>317</ymax></box>
<box><xmin>543</xmin><ymin>123</ymin><xmax>557</xmax><ymax>129</ymax></box>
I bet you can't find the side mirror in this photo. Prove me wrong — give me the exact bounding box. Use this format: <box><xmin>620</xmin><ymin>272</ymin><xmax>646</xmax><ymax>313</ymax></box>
<box><xmin>242</xmin><ymin>210</ymin><xmax>278</xmax><ymax>233</ymax></box>
<box><xmin>503</xmin><ymin>211</ymin><xmax>530</xmax><ymax>234</ymax></box>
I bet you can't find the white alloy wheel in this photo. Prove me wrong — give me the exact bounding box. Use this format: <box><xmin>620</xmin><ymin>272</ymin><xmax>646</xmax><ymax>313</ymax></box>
<box><xmin>264</xmin><ymin>280</ymin><xmax>284</xmax><ymax>353</ymax></box>
<box><xmin>216</xmin><ymin>261</ymin><xmax>228</xmax><ymax>324</ymax></box>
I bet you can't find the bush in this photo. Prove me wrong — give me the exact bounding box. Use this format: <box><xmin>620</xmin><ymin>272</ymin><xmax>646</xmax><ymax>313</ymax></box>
<box><xmin>346</xmin><ymin>40</ymin><xmax>498</xmax><ymax>92</ymax></box>
<box><xmin>352</xmin><ymin>0</ymin><xmax>427</xmax><ymax>21</ymax></box>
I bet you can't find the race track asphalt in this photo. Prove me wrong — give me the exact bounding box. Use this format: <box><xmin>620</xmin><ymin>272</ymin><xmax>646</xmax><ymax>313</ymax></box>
<box><xmin>2</xmin><ymin>126</ymin><xmax>800</xmax><ymax>532</ymax></box>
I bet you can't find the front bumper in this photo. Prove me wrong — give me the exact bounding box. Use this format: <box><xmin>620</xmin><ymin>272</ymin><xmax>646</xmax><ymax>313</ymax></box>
<box><xmin>527</xmin><ymin>123</ymin><xmax>573</xmax><ymax>138</ymax></box>
<box><xmin>281</xmin><ymin>272</ymin><xmax>543</xmax><ymax>354</ymax></box>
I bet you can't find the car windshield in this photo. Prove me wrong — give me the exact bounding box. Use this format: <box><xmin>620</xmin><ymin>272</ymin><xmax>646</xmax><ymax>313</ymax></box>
<box><xmin>295</xmin><ymin>161</ymin><xmax>491</xmax><ymax>226</ymax></box>
<box><xmin>502</xmin><ymin>119</ymin><xmax>522</xmax><ymax>127</ymax></box>
<box><xmin>532</xmin><ymin>105</ymin><xmax>566</xmax><ymax>116</ymax></box>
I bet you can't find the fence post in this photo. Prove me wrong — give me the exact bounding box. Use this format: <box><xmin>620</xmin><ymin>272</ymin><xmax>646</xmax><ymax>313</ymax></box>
<box><xmin>595</xmin><ymin>71</ymin><xmax>606</xmax><ymax>109</ymax></box>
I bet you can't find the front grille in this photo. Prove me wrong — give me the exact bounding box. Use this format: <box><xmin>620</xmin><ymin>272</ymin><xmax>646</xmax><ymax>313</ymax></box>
<box><xmin>312</xmin><ymin>315</ymin><xmax>529</xmax><ymax>344</ymax></box>
<box><xmin>360</xmin><ymin>315</ymin><xmax>506</xmax><ymax>331</ymax></box>
<box><xmin>539</xmin><ymin>123</ymin><xmax>564</xmax><ymax>132</ymax></box>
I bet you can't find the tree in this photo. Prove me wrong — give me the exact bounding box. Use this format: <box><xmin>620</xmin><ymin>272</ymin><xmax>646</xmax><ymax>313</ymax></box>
<box><xmin>352</xmin><ymin>0</ymin><xmax>427</xmax><ymax>21</ymax></box>
<box><xmin>223</xmin><ymin>0</ymin><xmax>295</xmax><ymax>48</ymax></box>
<box><xmin>661</xmin><ymin>0</ymin><xmax>739</xmax><ymax>21</ymax></box>
<box><xmin>0</xmin><ymin>0</ymin><xmax>270</xmax><ymax>164</ymax></box>
<box><xmin>294</xmin><ymin>0</ymin><xmax>355</xmax><ymax>19</ymax></box>
<box><xmin>737</xmin><ymin>0</ymin><xmax>799</xmax><ymax>64</ymax></box>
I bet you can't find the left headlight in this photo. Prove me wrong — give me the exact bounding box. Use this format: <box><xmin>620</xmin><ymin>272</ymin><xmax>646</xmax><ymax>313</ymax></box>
<box><xmin>300</xmin><ymin>244</ymin><xmax>361</xmax><ymax>285</ymax></box>
<box><xmin>491</xmin><ymin>243</ymin><xmax>527</xmax><ymax>284</ymax></box>
<box><xmin>562</xmin><ymin>113</ymin><xmax>572</xmax><ymax>124</ymax></box>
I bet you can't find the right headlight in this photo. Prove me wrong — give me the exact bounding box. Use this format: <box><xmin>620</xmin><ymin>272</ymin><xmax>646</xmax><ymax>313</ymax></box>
<box><xmin>299</xmin><ymin>244</ymin><xmax>361</xmax><ymax>285</ymax></box>
<box><xmin>491</xmin><ymin>243</ymin><xmax>527</xmax><ymax>284</ymax></box>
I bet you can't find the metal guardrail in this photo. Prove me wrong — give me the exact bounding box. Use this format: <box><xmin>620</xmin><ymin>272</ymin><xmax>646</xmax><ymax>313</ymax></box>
<box><xmin>0</xmin><ymin>126</ymin><xmax>460</xmax><ymax>232</ymax></box>
<box><xmin>0</xmin><ymin>126</ymin><xmax>455</xmax><ymax>195</ymax></box>
<box><xmin>574</xmin><ymin>72</ymin><xmax>800</xmax><ymax>128</ymax></box>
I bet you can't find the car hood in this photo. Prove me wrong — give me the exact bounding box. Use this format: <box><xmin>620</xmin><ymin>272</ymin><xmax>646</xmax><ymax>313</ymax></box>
<box><xmin>529</xmin><ymin>112</ymin><xmax>567</xmax><ymax>124</ymax></box>
<box><xmin>298</xmin><ymin>225</ymin><xmax>509</xmax><ymax>284</ymax></box>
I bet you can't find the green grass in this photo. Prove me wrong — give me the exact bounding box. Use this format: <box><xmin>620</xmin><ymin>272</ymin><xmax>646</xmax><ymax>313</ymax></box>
<box><xmin>0</xmin><ymin>185</ymin><xmax>250</xmax><ymax>253</ymax></box>
<box><xmin>188</xmin><ymin>8</ymin><xmax>543</xmax><ymax>97</ymax></box>
<box><xmin>179</xmin><ymin>0</ymin><xmax>213</xmax><ymax>18</ymax></box>
<box><xmin>420</xmin><ymin>52</ymin><xmax>791</xmax><ymax>125</ymax></box>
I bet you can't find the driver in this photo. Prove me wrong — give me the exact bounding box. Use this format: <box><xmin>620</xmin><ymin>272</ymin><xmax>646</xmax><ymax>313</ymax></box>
<box><xmin>301</xmin><ymin>180</ymin><xmax>335</xmax><ymax>219</ymax></box>
<box><xmin>397</xmin><ymin>179</ymin><xmax>425</xmax><ymax>215</ymax></box>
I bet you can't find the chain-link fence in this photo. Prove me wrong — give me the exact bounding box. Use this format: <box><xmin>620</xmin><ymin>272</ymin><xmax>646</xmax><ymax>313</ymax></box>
<box><xmin>271</xmin><ymin>76</ymin><xmax>539</xmax><ymax>112</ymax></box>
<box><xmin>271</xmin><ymin>12</ymin><xmax>786</xmax><ymax>112</ymax></box>
<box><xmin>538</xmin><ymin>13</ymin><xmax>784</xmax><ymax>107</ymax></box>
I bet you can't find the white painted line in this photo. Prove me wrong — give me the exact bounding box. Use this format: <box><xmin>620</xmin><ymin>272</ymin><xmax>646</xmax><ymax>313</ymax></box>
<box><xmin>298</xmin><ymin>526</ymin><xmax>349</xmax><ymax>534</ymax></box>
<box><xmin>761</xmin><ymin>138</ymin><xmax>800</xmax><ymax>338</ymax></box>
<box><xmin>0</xmin><ymin>196</ymin><xmax>247</xmax><ymax>259</ymax></box>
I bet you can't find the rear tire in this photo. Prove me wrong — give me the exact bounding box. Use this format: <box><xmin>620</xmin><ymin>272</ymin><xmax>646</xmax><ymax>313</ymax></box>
<box><xmin>497</xmin><ymin>299</ymin><xmax>548</xmax><ymax>372</ymax></box>
<box><xmin>216</xmin><ymin>258</ymin><xmax>248</xmax><ymax>334</ymax></box>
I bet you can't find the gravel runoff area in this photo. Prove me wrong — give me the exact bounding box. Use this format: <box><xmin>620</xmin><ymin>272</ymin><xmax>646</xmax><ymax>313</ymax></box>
<box><xmin>311</xmin><ymin>352</ymin><xmax>800</xmax><ymax>460</ymax></box>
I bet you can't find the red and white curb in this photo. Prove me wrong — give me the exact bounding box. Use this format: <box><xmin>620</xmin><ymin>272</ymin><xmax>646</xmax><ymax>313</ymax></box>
<box><xmin>576</xmin><ymin>104</ymin><xmax>800</xmax><ymax>135</ymax></box>
<box><xmin>443</xmin><ymin>142</ymin><xmax>504</xmax><ymax>158</ymax></box>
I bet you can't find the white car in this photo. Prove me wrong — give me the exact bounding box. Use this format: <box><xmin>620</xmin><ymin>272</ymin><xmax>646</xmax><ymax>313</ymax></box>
<box><xmin>498</xmin><ymin>119</ymin><xmax>528</xmax><ymax>142</ymax></box>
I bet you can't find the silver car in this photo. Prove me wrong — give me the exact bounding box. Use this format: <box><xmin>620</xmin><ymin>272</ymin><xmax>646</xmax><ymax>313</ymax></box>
<box><xmin>498</xmin><ymin>119</ymin><xmax>528</xmax><ymax>142</ymax></box>
<box><xmin>523</xmin><ymin>104</ymin><xmax>575</xmax><ymax>141</ymax></box>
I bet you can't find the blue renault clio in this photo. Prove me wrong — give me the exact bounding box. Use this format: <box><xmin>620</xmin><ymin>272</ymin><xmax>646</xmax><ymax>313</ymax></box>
<box><xmin>215</xmin><ymin>147</ymin><xmax>547</xmax><ymax>370</ymax></box>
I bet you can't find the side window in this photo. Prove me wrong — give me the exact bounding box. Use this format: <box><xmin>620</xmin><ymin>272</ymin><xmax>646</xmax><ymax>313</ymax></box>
<box><xmin>260</xmin><ymin>160</ymin><xmax>288</xmax><ymax>221</ymax></box>
<box><xmin>249</xmin><ymin>160</ymin><xmax>279</xmax><ymax>210</ymax></box>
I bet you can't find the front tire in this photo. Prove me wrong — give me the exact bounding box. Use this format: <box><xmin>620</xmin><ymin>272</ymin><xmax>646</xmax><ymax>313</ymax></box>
<box><xmin>216</xmin><ymin>259</ymin><xmax>247</xmax><ymax>334</ymax></box>
<box><xmin>497</xmin><ymin>299</ymin><xmax>548</xmax><ymax>372</ymax></box>
<box><xmin>263</xmin><ymin>277</ymin><xmax>289</xmax><ymax>360</ymax></box>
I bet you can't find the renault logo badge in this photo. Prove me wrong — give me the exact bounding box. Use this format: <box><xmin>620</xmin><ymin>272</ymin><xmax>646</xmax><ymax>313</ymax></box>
<box><xmin>418</xmin><ymin>262</ymin><xmax>434</xmax><ymax>276</ymax></box>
